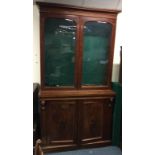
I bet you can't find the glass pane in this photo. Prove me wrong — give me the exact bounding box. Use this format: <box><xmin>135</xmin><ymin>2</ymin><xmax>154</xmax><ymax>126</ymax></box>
<box><xmin>82</xmin><ymin>21</ymin><xmax>112</xmax><ymax>85</ymax></box>
<box><xmin>44</xmin><ymin>18</ymin><xmax>76</xmax><ymax>87</ymax></box>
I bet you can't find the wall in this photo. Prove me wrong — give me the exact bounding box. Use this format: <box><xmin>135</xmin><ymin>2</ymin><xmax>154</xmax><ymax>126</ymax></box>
<box><xmin>33</xmin><ymin>1</ymin><xmax>122</xmax><ymax>83</ymax></box>
<box><xmin>112</xmin><ymin>12</ymin><xmax>122</xmax><ymax>82</ymax></box>
<box><xmin>33</xmin><ymin>4</ymin><xmax>40</xmax><ymax>83</ymax></box>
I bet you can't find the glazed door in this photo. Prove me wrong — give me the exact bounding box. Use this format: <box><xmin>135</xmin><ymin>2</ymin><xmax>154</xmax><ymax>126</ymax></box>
<box><xmin>41</xmin><ymin>100</ymin><xmax>78</xmax><ymax>147</ymax></box>
<box><xmin>80</xmin><ymin>17</ymin><xmax>114</xmax><ymax>88</ymax></box>
<box><xmin>79</xmin><ymin>99</ymin><xmax>113</xmax><ymax>146</ymax></box>
<box><xmin>41</xmin><ymin>15</ymin><xmax>80</xmax><ymax>89</ymax></box>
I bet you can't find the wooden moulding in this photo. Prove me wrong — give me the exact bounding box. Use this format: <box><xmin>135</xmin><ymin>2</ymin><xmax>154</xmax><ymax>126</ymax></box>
<box><xmin>39</xmin><ymin>89</ymin><xmax>116</xmax><ymax>99</ymax></box>
<box><xmin>39</xmin><ymin>140</ymin><xmax>112</xmax><ymax>153</ymax></box>
<box><xmin>36</xmin><ymin>2</ymin><xmax>121</xmax><ymax>14</ymax></box>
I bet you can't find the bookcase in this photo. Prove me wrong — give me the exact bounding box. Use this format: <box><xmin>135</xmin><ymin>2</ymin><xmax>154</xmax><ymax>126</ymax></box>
<box><xmin>37</xmin><ymin>2</ymin><xmax>120</xmax><ymax>153</ymax></box>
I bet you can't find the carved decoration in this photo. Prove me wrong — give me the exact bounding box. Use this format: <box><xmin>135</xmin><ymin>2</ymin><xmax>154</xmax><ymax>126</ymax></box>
<box><xmin>110</xmin><ymin>97</ymin><xmax>114</xmax><ymax>102</ymax></box>
<box><xmin>40</xmin><ymin>100</ymin><xmax>46</xmax><ymax>110</ymax></box>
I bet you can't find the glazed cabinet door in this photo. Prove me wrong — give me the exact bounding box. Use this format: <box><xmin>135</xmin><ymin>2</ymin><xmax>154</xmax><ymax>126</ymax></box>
<box><xmin>41</xmin><ymin>15</ymin><xmax>80</xmax><ymax>89</ymax></box>
<box><xmin>80</xmin><ymin>17</ymin><xmax>114</xmax><ymax>88</ymax></box>
<box><xmin>40</xmin><ymin>100</ymin><xmax>78</xmax><ymax>148</ymax></box>
<box><xmin>79</xmin><ymin>98</ymin><xmax>114</xmax><ymax>146</ymax></box>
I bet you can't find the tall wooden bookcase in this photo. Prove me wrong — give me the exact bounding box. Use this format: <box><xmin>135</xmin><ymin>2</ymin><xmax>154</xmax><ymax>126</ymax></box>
<box><xmin>36</xmin><ymin>2</ymin><xmax>120</xmax><ymax>153</ymax></box>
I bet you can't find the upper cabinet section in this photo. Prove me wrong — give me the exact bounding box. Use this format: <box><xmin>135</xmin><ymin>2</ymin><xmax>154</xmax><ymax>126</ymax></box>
<box><xmin>37</xmin><ymin>2</ymin><xmax>120</xmax><ymax>90</ymax></box>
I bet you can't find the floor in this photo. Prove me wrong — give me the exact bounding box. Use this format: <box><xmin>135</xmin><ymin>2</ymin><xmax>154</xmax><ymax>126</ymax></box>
<box><xmin>45</xmin><ymin>146</ymin><xmax>122</xmax><ymax>155</ymax></box>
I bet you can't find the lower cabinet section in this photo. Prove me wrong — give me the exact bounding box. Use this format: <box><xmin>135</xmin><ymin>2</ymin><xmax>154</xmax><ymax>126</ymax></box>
<box><xmin>40</xmin><ymin>97</ymin><xmax>114</xmax><ymax>152</ymax></box>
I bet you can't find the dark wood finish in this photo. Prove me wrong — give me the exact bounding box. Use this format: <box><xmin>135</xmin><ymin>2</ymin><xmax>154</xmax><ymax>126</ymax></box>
<box><xmin>35</xmin><ymin>139</ymin><xmax>43</xmax><ymax>155</ymax></box>
<box><xmin>81</xmin><ymin>101</ymin><xmax>104</xmax><ymax>142</ymax></box>
<box><xmin>80</xmin><ymin>98</ymin><xmax>114</xmax><ymax>146</ymax></box>
<box><xmin>45</xmin><ymin>100</ymin><xmax>78</xmax><ymax>146</ymax></box>
<box><xmin>40</xmin><ymin>100</ymin><xmax>46</xmax><ymax>145</ymax></box>
<box><xmin>39</xmin><ymin>89</ymin><xmax>115</xmax><ymax>98</ymax></box>
<box><xmin>36</xmin><ymin>2</ymin><xmax>120</xmax><ymax>153</ymax></box>
<box><xmin>39</xmin><ymin>97</ymin><xmax>115</xmax><ymax>152</ymax></box>
<box><xmin>36</xmin><ymin>2</ymin><xmax>121</xmax><ymax>14</ymax></box>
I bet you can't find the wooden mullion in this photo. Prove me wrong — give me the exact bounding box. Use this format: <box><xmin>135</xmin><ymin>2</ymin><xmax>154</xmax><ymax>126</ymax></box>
<box><xmin>76</xmin><ymin>17</ymin><xmax>84</xmax><ymax>89</ymax></box>
<box><xmin>74</xmin><ymin>16</ymin><xmax>80</xmax><ymax>89</ymax></box>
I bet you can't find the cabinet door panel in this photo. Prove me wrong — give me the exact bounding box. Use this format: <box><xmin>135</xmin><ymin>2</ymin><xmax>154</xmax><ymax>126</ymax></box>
<box><xmin>80</xmin><ymin>99</ymin><xmax>113</xmax><ymax>145</ymax></box>
<box><xmin>102</xmin><ymin>100</ymin><xmax>113</xmax><ymax>140</ymax></box>
<box><xmin>81</xmin><ymin>101</ymin><xmax>103</xmax><ymax>141</ymax></box>
<box><xmin>45</xmin><ymin>100</ymin><xmax>78</xmax><ymax>146</ymax></box>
